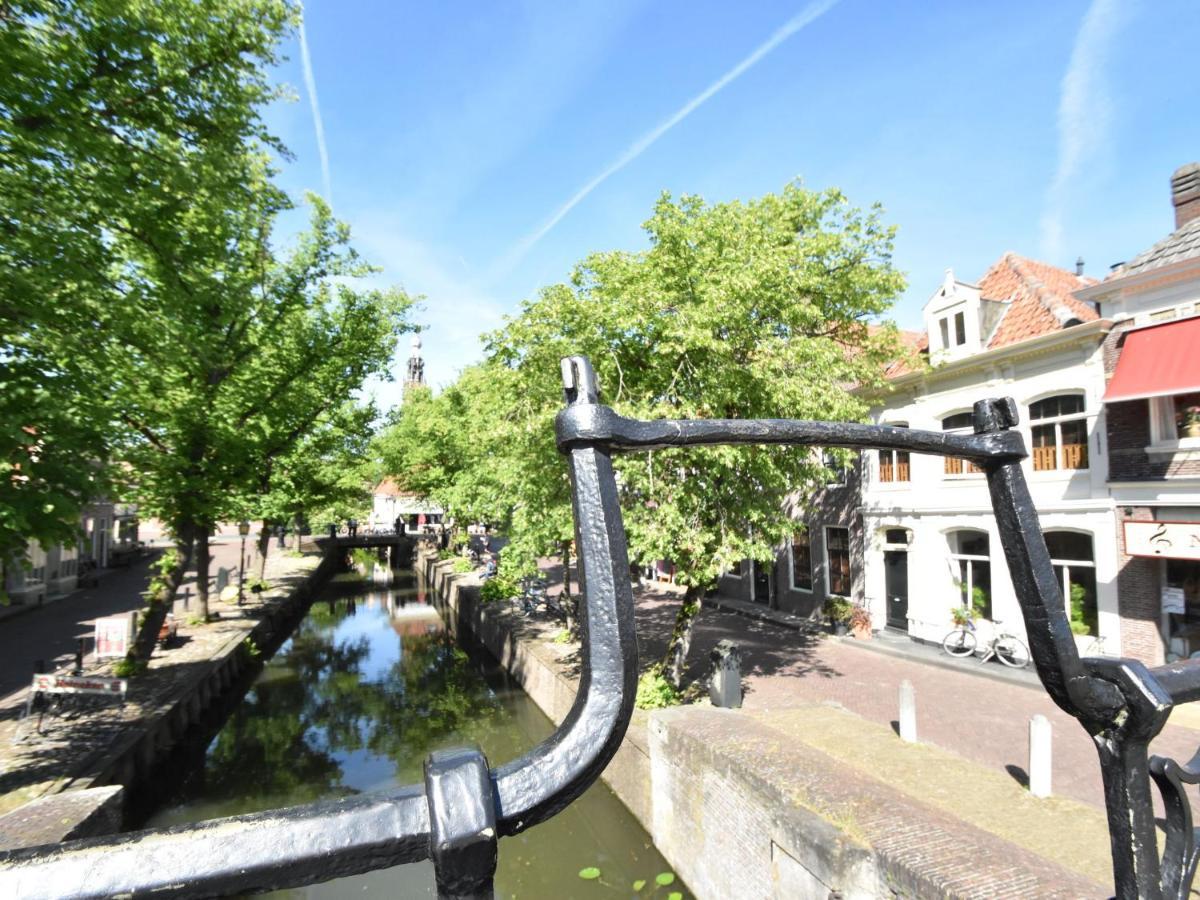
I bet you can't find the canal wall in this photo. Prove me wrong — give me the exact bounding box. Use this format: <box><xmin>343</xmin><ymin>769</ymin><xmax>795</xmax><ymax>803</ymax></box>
<box><xmin>420</xmin><ymin>551</ymin><xmax>1108</xmax><ymax>900</ymax></box>
<box><xmin>0</xmin><ymin>550</ymin><xmax>338</xmax><ymax>849</ymax></box>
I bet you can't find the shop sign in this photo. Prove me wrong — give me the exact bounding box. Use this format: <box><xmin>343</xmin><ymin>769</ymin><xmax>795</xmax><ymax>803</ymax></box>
<box><xmin>30</xmin><ymin>674</ymin><xmax>127</xmax><ymax>697</ymax></box>
<box><xmin>1124</xmin><ymin>521</ymin><xmax>1200</xmax><ymax>560</ymax></box>
<box><xmin>95</xmin><ymin>614</ymin><xmax>135</xmax><ymax>658</ymax></box>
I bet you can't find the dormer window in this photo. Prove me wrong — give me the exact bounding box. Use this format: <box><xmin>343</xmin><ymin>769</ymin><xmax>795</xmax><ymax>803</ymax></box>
<box><xmin>939</xmin><ymin>318</ymin><xmax>950</xmax><ymax>349</ymax></box>
<box><xmin>954</xmin><ymin>311</ymin><xmax>966</xmax><ymax>345</ymax></box>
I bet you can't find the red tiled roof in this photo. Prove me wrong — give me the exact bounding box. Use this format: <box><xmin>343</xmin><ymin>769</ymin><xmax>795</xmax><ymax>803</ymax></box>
<box><xmin>980</xmin><ymin>253</ymin><xmax>1098</xmax><ymax>348</ymax></box>
<box><xmin>374</xmin><ymin>477</ymin><xmax>419</xmax><ymax>498</ymax></box>
<box><xmin>882</xmin><ymin>329</ymin><xmax>928</xmax><ymax>378</ymax></box>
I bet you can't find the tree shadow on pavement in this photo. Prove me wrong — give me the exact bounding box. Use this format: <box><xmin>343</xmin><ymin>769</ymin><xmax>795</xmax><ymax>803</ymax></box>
<box><xmin>633</xmin><ymin>588</ymin><xmax>842</xmax><ymax>689</ymax></box>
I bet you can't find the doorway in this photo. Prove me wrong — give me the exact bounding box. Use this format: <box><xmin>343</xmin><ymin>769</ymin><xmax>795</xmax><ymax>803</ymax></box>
<box><xmin>751</xmin><ymin>559</ymin><xmax>771</xmax><ymax>606</ymax></box>
<box><xmin>883</xmin><ymin>528</ymin><xmax>910</xmax><ymax>631</ymax></box>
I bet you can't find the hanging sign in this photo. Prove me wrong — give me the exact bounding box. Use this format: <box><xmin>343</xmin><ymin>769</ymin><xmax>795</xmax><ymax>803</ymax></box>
<box><xmin>1124</xmin><ymin>521</ymin><xmax>1200</xmax><ymax>561</ymax></box>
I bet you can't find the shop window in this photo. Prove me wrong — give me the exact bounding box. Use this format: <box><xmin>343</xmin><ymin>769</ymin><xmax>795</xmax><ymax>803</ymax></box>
<box><xmin>1029</xmin><ymin>394</ymin><xmax>1088</xmax><ymax>471</ymax></box>
<box><xmin>1045</xmin><ymin>531</ymin><xmax>1097</xmax><ymax>636</ymax></box>
<box><xmin>1150</xmin><ymin>391</ymin><xmax>1200</xmax><ymax>443</ymax></box>
<box><xmin>825</xmin><ymin>527</ymin><xmax>851</xmax><ymax>597</ymax></box>
<box><xmin>942</xmin><ymin>412</ymin><xmax>982</xmax><ymax>476</ymax></box>
<box><xmin>878</xmin><ymin>424</ymin><xmax>910</xmax><ymax>483</ymax></box>
<box><xmin>949</xmin><ymin>530</ymin><xmax>991</xmax><ymax>618</ymax></box>
<box><xmin>1167</xmin><ymin>559</ymin><xmax>1200</xmax><ymax>627</ymax></box>
<box><xmin>790</xmin><ymin>531</ymin><xmax>813</xmax><ymax>592</ymax></box>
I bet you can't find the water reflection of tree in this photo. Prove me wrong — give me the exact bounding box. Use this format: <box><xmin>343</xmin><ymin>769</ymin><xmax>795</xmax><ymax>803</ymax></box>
<box><xmin>202</xmin><ymin>597</ymin><xmax>503</xmax><ymax>810</ymax></box>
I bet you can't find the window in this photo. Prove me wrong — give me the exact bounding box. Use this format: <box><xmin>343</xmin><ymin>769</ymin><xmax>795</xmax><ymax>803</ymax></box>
<box><xmin>790</xmin><ymin>531</ymin><xmax>813</xmax><ymax>592</ymax></box>
<box><xmin>1029</xmin><ymin>394</ymin><xmax>1088</xmax><ymax>471</ymax></box>
<box><xmin>878</xmin><ymin>424</ymin><xmax>910</xmax><ymax>483</ymax></box>
<box><xmin>939</xmin><ymin>318</ymin><xmax>950</xmax><ymax>349</ymax></box>
<box><xmin>954</xmin><ymin>311</ymin><xmax>966</xmax><ymax>346</ymax></box>
<box><xmin>825</xmin><ymin>527</ymin><xmax>851</xmax><ymax>596</ymax></box>
<box><xmin>1150</xmin><ymin>391</ymin><xmax>1200</xmax><ymax>443</ymax></box>
<box><xmin>942</xmin><ymin>412</ymin><xmax>982</xmax><ymax>476</ymax></box>
<box><xmin>1045</xmin><ymin>532</ymin><xmax>1097</xmax><ymax>636</ymax></box>
<box><xmin>949</xmin><ymin>530</ymin><xmax>991</xmax><ymax>619</ymax></box>
<box><xmin>822</xmin><ymin>449</ymin><xmax>847</xmax><ymax>486</ymax></box>
<box><xmin>26</xmin><ymin>542</ymin><xmax>46</xmax><ymax>585</ymax></box>
<box><xmin>59</xmin><ymin>543</ymin><xmax>77</xmax><ymax>578</ymax></box>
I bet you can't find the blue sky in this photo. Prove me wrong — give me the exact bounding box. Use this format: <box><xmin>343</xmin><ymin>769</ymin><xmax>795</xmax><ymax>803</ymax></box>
<box><xmin>264</xmin><ymin>0</ymin><xmax>1199</xmax><ymax>406</ymax></box>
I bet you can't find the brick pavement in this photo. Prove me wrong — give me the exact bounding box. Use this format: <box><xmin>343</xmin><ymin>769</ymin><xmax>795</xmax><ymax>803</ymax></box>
<box><xmin>0</xmin><ymin>534</ymin><xmax>269</xmax><ymax>700</ymax></box>
<box><xmin>626</xmin><ymin>582</ymin><xmax>1200</xmax><ymax>818</ymax></box>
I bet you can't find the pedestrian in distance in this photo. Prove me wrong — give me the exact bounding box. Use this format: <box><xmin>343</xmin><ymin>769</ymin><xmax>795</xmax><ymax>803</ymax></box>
<box><xmin>348</xmin><ymin>518</ymin><xmax>358</xmax><ymax>538</ymax></box>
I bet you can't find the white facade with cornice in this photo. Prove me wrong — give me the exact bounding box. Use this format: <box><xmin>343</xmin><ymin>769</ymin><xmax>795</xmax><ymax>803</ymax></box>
<box><xmin>861</xmin><ymin>266</ymin><xmax>1118</xmax><ymax>655</ymax></box>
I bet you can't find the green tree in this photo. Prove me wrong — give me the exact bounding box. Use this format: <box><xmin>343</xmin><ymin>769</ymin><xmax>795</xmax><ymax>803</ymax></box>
<box><xmin>0</xmin><ymin>0</ymin><xmax>296</xmax><ymax>579</ymax></box>
<box><xmin>117</xmin><ymin>193</ymin><xmax>412</xmax><ymax>651</ymax></box>
<box><xmin>474</xmin><ymin>182</ymin><xmax>907</xmax><ymax>685</ymax></box>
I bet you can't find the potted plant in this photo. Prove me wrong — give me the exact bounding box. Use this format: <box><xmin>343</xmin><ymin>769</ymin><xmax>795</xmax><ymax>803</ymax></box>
<box><xmin>950</xmin><ymin>605</ymin><xmax>975</xmax><ymax>628</ymax></box>
<box><xmin>849</xmin><ymin>604</ymin><xmax>873</xmax><ymax>640</ymax></box>
<box><xmin>1182</xmin><ymin>405</ymin><xmax>1200</xmax><ymax>439</ymax></box>
<box><xmin>823</xmin><ymin>596</ymin><xmax>853</xmax><ymax>635</ymax></box>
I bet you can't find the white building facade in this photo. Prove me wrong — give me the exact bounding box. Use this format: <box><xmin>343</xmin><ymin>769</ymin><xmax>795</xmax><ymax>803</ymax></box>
<box><xmin>859</xmin><ymin>254</ymin><xmax>1119</xmax><ymax>654</ymax></box>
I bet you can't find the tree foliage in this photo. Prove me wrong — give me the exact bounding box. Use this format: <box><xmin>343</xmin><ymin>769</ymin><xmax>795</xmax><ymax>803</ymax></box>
<box><xmin>381</xmin><ymin>182</ymin><xmax>908</xmax><ymax>682</ymax></box>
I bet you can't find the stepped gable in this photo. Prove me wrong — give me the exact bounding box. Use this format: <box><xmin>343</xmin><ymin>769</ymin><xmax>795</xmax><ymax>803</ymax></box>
<box><xmin>982</xmin><ymin>252</ymin><xmax>1098</xmax><ymax>349</ymax></box>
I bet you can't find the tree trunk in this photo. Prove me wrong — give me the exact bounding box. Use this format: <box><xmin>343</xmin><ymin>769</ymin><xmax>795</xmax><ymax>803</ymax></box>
<box><xmin>194</xmin><ymin>523</ymin><xmax>212</xmax><ymax>620</ymax></box>
<box><xmin>561</xmin><ymin>539</ymin><xmax>577</xmax><ymax>635</ymax></box>
<box><xmin>661</xmin><ymin>585</ymin><xmax>703</xmax><ymax>689</ymax></box>
<box><xmin>293</xmin><ymin>513</ymin><xmax>303</xmax><ymax>550</ymax></box>
<box><xmin>131</xmin><ymin>522</ymin><xmax>194</xmax><ymax>661</ymax></box>
<box><xmin>257</xmin><ymin>519</ymin><xmax>270</xmax><ymax>579</ymax></box>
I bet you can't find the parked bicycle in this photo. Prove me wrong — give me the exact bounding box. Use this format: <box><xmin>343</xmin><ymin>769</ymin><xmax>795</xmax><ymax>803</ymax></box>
<box><xmin>941</xmin><ymin>618</ymin><xmax>1030</xmax><ymax>669</ymax></box>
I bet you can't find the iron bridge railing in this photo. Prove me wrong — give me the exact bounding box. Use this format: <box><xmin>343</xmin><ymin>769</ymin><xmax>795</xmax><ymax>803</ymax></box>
<box><xmin>0</xmin><ymin>355</ymin><xmax>1196</xmax><ymax>898</ymax></box>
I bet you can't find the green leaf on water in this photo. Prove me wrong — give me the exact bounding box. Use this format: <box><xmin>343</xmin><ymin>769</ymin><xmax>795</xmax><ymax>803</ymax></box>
<box><xmin>668</xmin><ymin>893</ymin><xmax>683</xmax><ymax>900</ymax></box>
<box><xmin>578</xmin><ymin>867</ymin><xmax>601</xmax><ymax>880</ymax></box>
<box><xmin>655</xmin><ymin>872</ymin><xmax>675</xmax><ymax>886</ymax></box>
<box><xmin>632</xmin><ymin>879</ymin><xmax>646</xmax><ymax>891</ymax></box>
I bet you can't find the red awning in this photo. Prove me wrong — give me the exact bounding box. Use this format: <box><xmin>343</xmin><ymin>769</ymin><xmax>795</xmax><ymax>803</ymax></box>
<box><xmin>1104</xmin><ymin>317</ymin><xmax>1200</xmax><ymax>402</ymax></box>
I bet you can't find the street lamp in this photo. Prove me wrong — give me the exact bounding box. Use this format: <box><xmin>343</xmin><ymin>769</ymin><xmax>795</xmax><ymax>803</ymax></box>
<box><xmin>237</xmin><ymin>520</ymin><xmax>250</xmax><ymax>606</ymax></box>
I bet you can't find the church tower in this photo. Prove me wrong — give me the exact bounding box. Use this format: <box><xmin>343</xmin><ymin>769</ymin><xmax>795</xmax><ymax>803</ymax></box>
<box><xmin>404</xmin><ymin>333</ymin><xmax>425</xmax><ymax>392</ymax></box>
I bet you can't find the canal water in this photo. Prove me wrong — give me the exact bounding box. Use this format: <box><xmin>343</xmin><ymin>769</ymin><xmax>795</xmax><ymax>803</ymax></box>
<box><xmin>148</xmin><ymin>556</ymin><xmax>689</xmax><ymax>899</ymax></box>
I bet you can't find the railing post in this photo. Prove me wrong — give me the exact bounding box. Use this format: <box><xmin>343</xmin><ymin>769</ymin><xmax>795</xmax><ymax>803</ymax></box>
<box><xmin>425</xmin><ymin>749</ymin><xmax>498</xmax><ymax>900</ymax></box>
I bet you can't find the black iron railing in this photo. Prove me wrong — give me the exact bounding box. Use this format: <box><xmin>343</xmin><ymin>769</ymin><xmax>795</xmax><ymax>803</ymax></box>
<box><xmin>0</xmin><ymin>354</ymin><xmax>1194</xmax><ymax>899</ymax></box>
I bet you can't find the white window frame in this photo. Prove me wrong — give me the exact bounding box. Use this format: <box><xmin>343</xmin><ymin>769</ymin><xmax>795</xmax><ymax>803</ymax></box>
<box><xmin>941</xmin><ymin>412</ymin><xmax>983</xmax><ymax>479</ymax></box>
<box><xmin>948</xmin><ymin>530</ymin><xmax>990</xmax><ymax>613</ymax></box>
<box><xmin>1149</xmin><ymin>395</ymin><xmax>1200</xmax><ymax>450</ymax></box>
<box><xmin>824</xmin><ymin>526</ymin><xmax>852</xmax><ymax>598</ymax></box>
<box><xmin>876</xmin><ymin>423</ymin><xmax>910</xmax><ymax>485</ymax></box>
<box><xmin>1028</xmin><ymin>393</ymin><xmax>1089</xmax><ymax>472</ymax></box>
<box><xmin>789</xmin><ymin>530</ymin><xmax>813</xmax><ymax>593</ymax></box>
<box><xmin>1045</xmin><ymin>530</ymin><xmax>1097</xmax><ymax>632</ymax></box>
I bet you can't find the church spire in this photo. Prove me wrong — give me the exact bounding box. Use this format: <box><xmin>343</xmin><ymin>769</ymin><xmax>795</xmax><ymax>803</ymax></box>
<box><xmin>404</xmin><ymin>333</ymin><xmax>425</xmax><ymax>390</ymax></box>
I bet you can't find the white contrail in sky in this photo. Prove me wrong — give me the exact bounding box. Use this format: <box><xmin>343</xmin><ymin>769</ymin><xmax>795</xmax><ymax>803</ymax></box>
<box><xmin>498</xmin><ymin>0</ymin><xmax>841</xmax><ymax>273</ymax></box>
<box><xmin>1040</xmin><ymin>0</ymin><xmax>1126</xmax><ymax>261</ymax></box>
<box><xmin>298</xmin><ymin>9</ymin><xmax>333</xmax><ymax>207</ymax></box>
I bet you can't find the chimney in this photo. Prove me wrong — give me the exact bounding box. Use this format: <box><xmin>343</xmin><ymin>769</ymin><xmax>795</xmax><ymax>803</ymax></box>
<box><xmin>1172</xmin><ymin>162</ymin><xmax>1200</xmax><ymax>229</ymax></box>
<box><xmin>1075</xmin><ymin>257</ymin><xmax>1084</xmax><ymax>276</ymax></box>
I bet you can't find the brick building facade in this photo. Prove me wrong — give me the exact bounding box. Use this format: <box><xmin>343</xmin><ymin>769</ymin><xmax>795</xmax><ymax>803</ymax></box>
<box><xmin>1078</xmin><ymin>162</ymin><xmax>1200</xmax><ymax>664</ymax></box>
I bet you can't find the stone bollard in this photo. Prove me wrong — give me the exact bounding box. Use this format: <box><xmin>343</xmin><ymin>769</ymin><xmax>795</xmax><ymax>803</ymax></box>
<box><xmin>709</xmin><ymin>640</ymin><xmax>743</xmax><ymax>709</ymax></box>
<box><xmin>215</xmin><ymin>567</ymin><xmax>230</xmax><ymax>594</ymax></box>
<box><xmin>898</xmin><ymin>679</ymin><xmax>918</xmax><ymax>743</ymax></box>
<box><xmin>1029</xmin><ymin>714</ymin><xmax>1052</xmax><ymax>798</ymax></box>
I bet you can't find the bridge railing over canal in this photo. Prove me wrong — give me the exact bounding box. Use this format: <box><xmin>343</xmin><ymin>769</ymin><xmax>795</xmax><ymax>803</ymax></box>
<box><xmin>0</xmin><ymin>354</ymin><xmax>1196</xmax><ymax>899</ymax></box>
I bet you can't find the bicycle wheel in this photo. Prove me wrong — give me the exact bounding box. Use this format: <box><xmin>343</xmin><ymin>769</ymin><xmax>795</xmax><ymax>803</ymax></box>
<box><xmin>995</xmin><ymin>636</ymin><xmax>1030</xmax><ymax>669</ymax></box>
<box><xmin>942</xmin><ymin>629</ymin><xmax>976</xmax><ymax>657</ymax></box>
